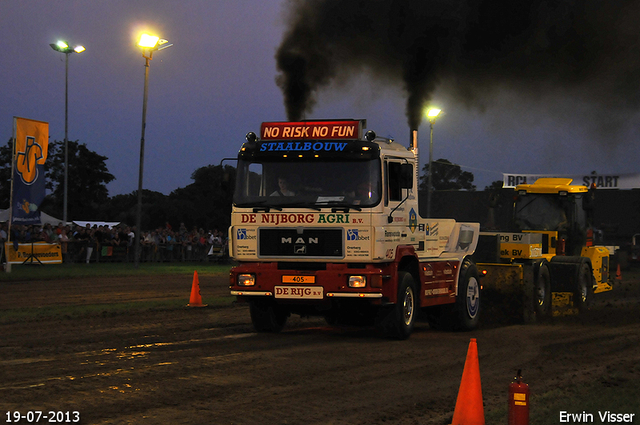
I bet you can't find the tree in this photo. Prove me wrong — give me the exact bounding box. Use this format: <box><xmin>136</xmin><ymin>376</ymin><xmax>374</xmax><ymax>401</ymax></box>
<box><xmin>419</xmin><ymin>159</ymin><xmax>476</xmax><ymax>192</ymax></box>
<box><xmin>484</xmin><ymin>180</ymin><xmax>504</xmax><ymax>191</ymax></box>
<box><xmin>46</xmin><ymin>140</ymin><xmax>115</xmax><ymax>220</ymax></box>
<box><xmin>0</xmin><ymin>139</ymin><xmax>14</xmax><ymax>207</ymax></box>
<box><xmin>168</xmin><ymin>164</ymin><xmax>236</xmax><ymax>231</ymax></box>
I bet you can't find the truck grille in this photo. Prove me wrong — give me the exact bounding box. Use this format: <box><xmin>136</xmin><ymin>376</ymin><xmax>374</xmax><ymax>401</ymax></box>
<box><xmin>259</xmin><ymin>228</ymin><xmax>343</xmax><ymax>258</ymax></box>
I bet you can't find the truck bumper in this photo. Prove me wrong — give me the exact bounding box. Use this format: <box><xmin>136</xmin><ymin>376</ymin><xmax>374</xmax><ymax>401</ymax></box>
<box><xmin>229</xmin><ymin>262</ymin><xmax>390</xmax><ymax>305</ymax></box>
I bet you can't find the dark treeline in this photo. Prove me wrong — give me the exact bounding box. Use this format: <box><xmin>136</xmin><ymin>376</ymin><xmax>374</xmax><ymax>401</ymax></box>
<box><xmin>0</xmin><ymin>139</ymin><xmax>236</xmax><ymax>232</ymax></box>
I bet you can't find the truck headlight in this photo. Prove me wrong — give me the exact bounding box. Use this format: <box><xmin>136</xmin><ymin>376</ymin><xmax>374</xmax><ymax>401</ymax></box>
<box><xmin>348</xmin><ymin>275</ymin><xmax>366</xmax><ymax>288</ymax></box>
<box><xmin>237</xmin><ymin>273</ymin><xmax>256</xmax><ymax>286</ymax></box>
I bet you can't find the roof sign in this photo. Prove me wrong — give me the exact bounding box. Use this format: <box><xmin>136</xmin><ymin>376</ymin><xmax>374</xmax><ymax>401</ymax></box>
<box><xmin>260</xmin><ymin>120</ymin><xmax>362</xmax><ymax>141</ymax></box>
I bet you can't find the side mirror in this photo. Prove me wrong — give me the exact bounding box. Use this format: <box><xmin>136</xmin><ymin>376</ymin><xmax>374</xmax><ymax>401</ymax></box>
<box><xmin>400</xmin><ymin>163</ymin><xmax>413</xmax><ymax>189</ymax></box>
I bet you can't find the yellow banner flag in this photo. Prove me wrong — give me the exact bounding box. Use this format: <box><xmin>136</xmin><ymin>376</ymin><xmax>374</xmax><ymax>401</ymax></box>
<box><xmin>12</xmin><ymin>117</ymin><xmax>49</xmax><ymax>225</ymax></box>
<box><xmin>15</xmin><ymin>117</ymin><xmax>49</xmax><ymax>184</ymax></box>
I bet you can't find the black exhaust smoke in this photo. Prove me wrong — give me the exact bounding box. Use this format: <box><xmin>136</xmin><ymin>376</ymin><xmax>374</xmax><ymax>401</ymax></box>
<box><xmin>276</xmin><ymin>0</ymin><xmax>640</xmax><ymax>130</ymax></box>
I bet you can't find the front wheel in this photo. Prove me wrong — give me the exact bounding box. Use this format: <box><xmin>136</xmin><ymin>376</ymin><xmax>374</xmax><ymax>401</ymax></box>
<box><xmin>249</xmin><ymin>299</ymin><xmax>289</xmax><ymax>332</ymax></box>
<box><xmin>375</xmin><ymin>271</ymin><xmax>417</xmax><ymax>339</ymax></box>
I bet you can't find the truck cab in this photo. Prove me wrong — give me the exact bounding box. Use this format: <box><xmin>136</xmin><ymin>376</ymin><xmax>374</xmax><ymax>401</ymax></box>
<box><xmin>228</xmin><ymin>119</ymin><xmax>481</xmax><ymax>338</ymax></box>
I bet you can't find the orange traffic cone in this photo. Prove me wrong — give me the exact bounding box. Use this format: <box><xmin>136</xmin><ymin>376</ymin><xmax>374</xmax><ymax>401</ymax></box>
<box><xmin>451</xmin><ymin>338</ymin><xmax>484</xmax><ymax>425</ymax></box>
<box><xmin>616</xmin><ymin>263</ymin><xmax>622</xmax><ymax>281</ymax></box>
<box><xmin>187</xmin><ymin>271</ymin><xmax>207</xmax><ymax>307</ymax></box>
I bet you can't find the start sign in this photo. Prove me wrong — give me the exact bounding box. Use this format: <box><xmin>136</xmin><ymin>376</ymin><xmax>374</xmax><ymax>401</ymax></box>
<box><xmin>260</xmin><ymin>120</ymin><xmax>362</xmax><ymax>141</ymax></box>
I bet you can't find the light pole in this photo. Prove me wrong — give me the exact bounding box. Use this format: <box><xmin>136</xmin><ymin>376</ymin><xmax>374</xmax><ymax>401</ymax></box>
<box><xmin>426</xmin><ymin>108</ymin><xmax>442</xmax><ymax>218</ymax></box>
<box><xmin>50</xmin><ymin>41</ymin><xmax>85</xmax><ymax>225</ymax></box>
<box><xmin>134</xmin><ymin>34</ymin><xmax>172</xmax><ymax>268</ymax></box>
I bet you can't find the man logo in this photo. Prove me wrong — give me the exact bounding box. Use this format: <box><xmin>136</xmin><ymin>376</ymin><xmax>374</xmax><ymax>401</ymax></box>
<box><xmin>237</xmin><ymin>229</ymin><xmax>247</xmax><ymax>240</ymax></box>
<box><xmin>347</xmin><ymin>229</ymin><xmax>359</xmax><ymax>241</ymax></box>
<box><xmin>294</xmin><ymin>245</ymin><xmax>307</xmax><ymax>254</ymax></box>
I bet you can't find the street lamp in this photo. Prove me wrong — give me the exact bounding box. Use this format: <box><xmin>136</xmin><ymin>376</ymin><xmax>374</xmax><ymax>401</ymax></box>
<box><xmin>134</xmin><ymin>33</ymin><xmax>172</xmax><ymax>268</ymax></box>
<box><xmin>426</xmin><ymin>108</ymin><xmax>442</xmax><ymax>218</ymax></box>
<box><xmin>50</xmin><ymin>40</ymin><xmax>85</xmax><ymax>225</ymax></box>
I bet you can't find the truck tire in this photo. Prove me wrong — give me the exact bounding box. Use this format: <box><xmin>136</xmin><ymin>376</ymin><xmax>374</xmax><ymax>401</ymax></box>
<box><xmin>453</xmin><ymin>259</ymin><xmax>481</xmax><ymax>331</ymax></box>
<box><xmin>574</xmin><ymin>261</ymin><xmax>594</xmax><ymax>313</ymax></box>
<box><xmin>534</xmin><ymin>262</ymin><xmax>552</xmax><ymax>319</ymax></box>
<box><xmin>375</xmin><ymin>271</ymin><xmax>416</xmax><ymax>339</ymax></box>
<box><xmin>249</xmin><ymin>299</ymin><xmax>288</xmax><ymax>332</ymax></box>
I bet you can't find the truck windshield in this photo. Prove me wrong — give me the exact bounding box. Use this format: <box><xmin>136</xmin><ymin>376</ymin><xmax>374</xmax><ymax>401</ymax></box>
<box><xmin>514</xmin><ymin>194</ymin><xmax>583</xmax><ymax>232</ymax></box>
<box><xmin>234</xmin><ymin>158</ymin><xmax>382</xmax><ymax>208</ymax></box>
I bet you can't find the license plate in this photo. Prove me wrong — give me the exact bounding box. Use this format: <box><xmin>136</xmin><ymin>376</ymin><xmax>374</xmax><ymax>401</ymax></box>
<box><xmin>282</xmin><ymin>275</ymin><xmax>316</xmax><ymax>284</ymax></box>
<box><xmin>274</xmin><ymin>286</ymin><xmax>323</xmax><ymax>299</ymax></box>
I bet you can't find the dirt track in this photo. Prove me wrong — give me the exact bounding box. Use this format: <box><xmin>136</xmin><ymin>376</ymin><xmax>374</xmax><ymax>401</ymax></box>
<box><xmin>1</xmin><ymin>271</ymin><xmax>639</xmax><ymax>424</ymax></box>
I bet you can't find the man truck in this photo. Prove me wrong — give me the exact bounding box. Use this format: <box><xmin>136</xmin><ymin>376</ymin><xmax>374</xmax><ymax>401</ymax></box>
<box><xmin>228</xmin><ymin>119</ymin><xmax>481</xmax><ymax>339</ymax></box>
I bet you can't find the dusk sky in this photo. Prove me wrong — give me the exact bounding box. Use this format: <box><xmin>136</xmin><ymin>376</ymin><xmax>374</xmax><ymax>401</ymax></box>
<box><xmin>2</xmin><ymin>0</ymin><xmax>640</xmax><ymax>199</ymax></box>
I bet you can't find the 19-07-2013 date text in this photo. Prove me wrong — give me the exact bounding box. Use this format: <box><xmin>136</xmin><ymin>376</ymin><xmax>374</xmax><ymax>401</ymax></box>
<box><xmin>5</xmin><ymin>411</ymin><xmax>80</xmax><ymax>423</ymax></box>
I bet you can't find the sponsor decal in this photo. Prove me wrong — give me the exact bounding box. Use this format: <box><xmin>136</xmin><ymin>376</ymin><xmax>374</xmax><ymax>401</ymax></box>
<box><xmin>5</xmin><ymin>242</ymin><xmax>62</xmax><ymax>264</ymax></box>
<box><xmin>259</xmin><ymin>141</ymin><xmax>348</xmax><ymax>152</ymax></box>
<box><xmin>426</xmin><ymin>222</ymin><xmax>439</xmax><ymax>236</ymax></box>
<box><xmin>347</xmin><ymin>229</ymin><xmax>370</xmax><ymax>241</ymax></box>
<box><xmin>318</xmin><ymin>214</ymin><xmax>349</xmax><ymax>224</ymax></box>
<box><xmin>409</xmin><ymin>208</ymin><xmax>417</xmax><ymax>233</ymax></box>
<box><xmin>425</xmin><ymin>288</ymin><xmax>449</xmax><ymax>296</ymax></box>
<box><xmin>236</xmin><ymin>228</ymin><xmax>256</xmax><ymax>240</ymax></box>
<box><xmin>239</xmin><ymin>213</ymin><xmax>350</xmax><ymax>226</ymax></box>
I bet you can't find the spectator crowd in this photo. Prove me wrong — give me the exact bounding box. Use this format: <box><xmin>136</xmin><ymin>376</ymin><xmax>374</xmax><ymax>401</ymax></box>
<box><xmin>0</xmin><ymin>221</ymin><xmax>228</xmax><ymax>264</ymax></box>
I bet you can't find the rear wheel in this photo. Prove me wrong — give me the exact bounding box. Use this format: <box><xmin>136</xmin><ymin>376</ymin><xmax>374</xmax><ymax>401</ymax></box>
<box><xmin>574</xmin><ymin>262</ymin><xmax>594</xmax><ymax>313</ymax></box>
<box><xmin>249</xmin><ymin>299</ymin><xmax>288</xmax><ymax>332</ymax></box>
<box><xmin>453</xmin><ymin>259</ymin><xmax>481</xmax><ymax>330</ymax></box>
<box><xmin>375</xmin><ymin>271</ymin><xmax>416</xmax><ymax>339</ymax></box>
<box><xmin>534</xmin><ymin>263</ymin><xmax>552</xmax><ymax>319</ymax></box>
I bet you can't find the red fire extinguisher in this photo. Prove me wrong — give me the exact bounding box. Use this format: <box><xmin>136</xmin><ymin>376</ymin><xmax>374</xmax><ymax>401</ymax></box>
<box><xmin>508</xmin><ymin>369</ymin><xmax>530</xmax><ymax>425</ymax></box>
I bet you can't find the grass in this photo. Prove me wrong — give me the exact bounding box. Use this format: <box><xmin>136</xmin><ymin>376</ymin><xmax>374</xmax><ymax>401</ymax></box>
<box><xmin>0</xmin><ymin>296</ymin><xmax>235</xmax><ymax>324</ymax></box>
<box><xmin>0</xmin><ymin>262</ymin><xmax>237</xmax><ymax>323</ymax></box>
<box><xmin>0</xmin><ymin>261</ymin><xmax>234</xmax><ymax>281</ymax></box>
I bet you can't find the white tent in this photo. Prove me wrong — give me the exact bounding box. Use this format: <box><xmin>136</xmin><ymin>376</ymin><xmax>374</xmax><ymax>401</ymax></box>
<box><xmin>0</xmin><ymin>209</ymin><xmax>64</xmax><ymax>226</ymax></box>
<box><xmin>73</xmin><ymin>220</ymin><xmax>121</xmax><ymax>229</ymax></box>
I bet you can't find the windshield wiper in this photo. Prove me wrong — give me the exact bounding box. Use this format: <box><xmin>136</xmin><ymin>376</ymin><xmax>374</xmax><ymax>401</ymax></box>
<box><xmin>274</xmin><ymin>202</ymin><xmax>322</xmax><ymax>211</ymax></box>
<box><xmin>313</xmin><ymin>200</ymin><xmax>363</xmax><ymax>212</ymax></box>
<box><xmin>331</xmin><ymin>206</ymin><xmax>362</xmax><ymax>212</ymax></box>
<box><xmin>233</xmin><ymin>201</ymin><xmax>283</xmax><ymax>212</ymax></box>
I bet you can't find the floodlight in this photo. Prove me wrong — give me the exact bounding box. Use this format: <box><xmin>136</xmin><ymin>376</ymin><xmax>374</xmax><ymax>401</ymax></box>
<box><xmin>138</xmin><ymin>33</ymin><xmax>160</xmax><ymax>48</ymax></box>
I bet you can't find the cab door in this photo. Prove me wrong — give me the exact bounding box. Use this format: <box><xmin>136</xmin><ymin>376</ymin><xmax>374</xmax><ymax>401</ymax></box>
<box><xmin>384</xmin><ymin>158</ymin><xmax>414</xmax><ymax>235</ymax></box>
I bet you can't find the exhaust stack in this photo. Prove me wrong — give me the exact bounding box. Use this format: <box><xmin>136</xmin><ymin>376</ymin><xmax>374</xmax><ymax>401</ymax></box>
<box><xmin>410</xmin><ymin>128</ymin><xmax>418</xmax><ymax>153</ymax></box>
<box><xmin>410</xmin><ymin>128</ymin><xmax>420</xmax><ymax>189</ymax></box>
